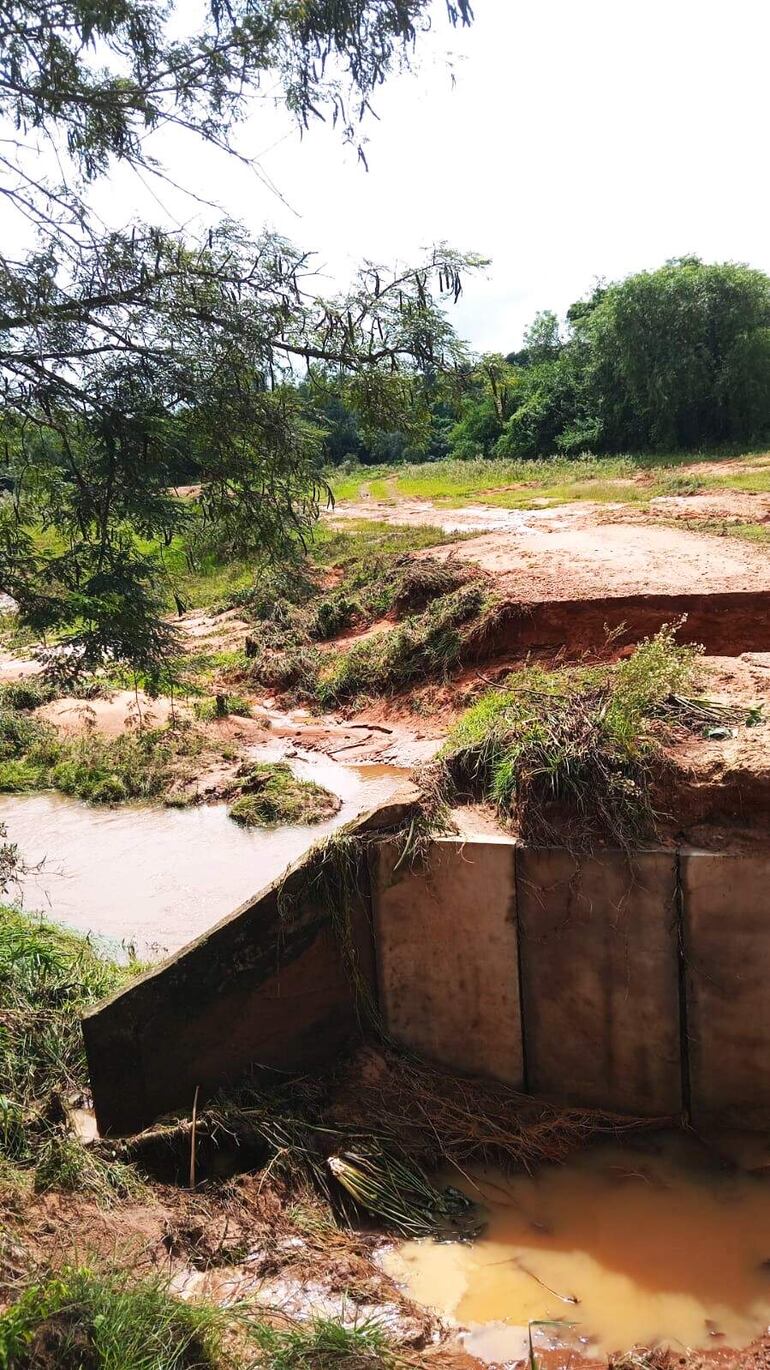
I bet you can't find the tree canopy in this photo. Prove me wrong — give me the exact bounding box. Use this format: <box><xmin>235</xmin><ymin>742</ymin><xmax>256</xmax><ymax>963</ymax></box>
<box><xmin>378</xmin><ymin>257</ymin><xmax>770</xmax><ymax>468</ymax></box>
<box><xmin>0</xmin><ymin>0</ymin><xmax>476</xmax><ymax>679</ymax></box>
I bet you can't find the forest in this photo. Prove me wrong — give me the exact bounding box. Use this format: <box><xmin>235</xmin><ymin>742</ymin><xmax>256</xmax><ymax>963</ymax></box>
<box><xmin>310</xmin><ymin>256</ymin><xmax>770</xmax><ymax>467</ymax></box>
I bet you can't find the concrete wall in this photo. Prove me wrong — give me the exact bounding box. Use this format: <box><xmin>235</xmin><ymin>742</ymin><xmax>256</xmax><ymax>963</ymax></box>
<box><xmin>83</xmin><ymin>793</ymin><xmax>419</xmax><ymax>1135</ymax></box>
<box><xmin>84</xmin><ymin>821</ymin><xmax>770</xmax><ymax>1135</ymax></box>
<box><xmin>373</xmin><ymin>836</ymin><xmax>523</xmax><ymax>1085</ymax></box>
<box><xmin>682</xmin><ymin>851</ymin><xmax>770</xmax><ymax>1130</ymax></box>
<box><xmin>516</xmin><ymin>849</ymin><xmax>682</xmax><ymax>1115</ymax></box>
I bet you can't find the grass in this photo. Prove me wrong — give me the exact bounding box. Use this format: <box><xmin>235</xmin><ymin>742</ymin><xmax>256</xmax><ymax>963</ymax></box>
<box><xmin>228</xmin><ymin>763</ymin><xmax>339</xmax><ymax>828</ymax></box>
<box><xmin>0</xmin><ymin>1265</ymin><xmax>401</xmax><ymax>1370</ymax></box>
<box><xmin>250</xmin><ymin>1313</ymin><xmax>396</xmax><ymax>1369</ymax></box>
<box><xmin>316</xmin><ymin>583</ymin><xmax>495</xmax><ymax>706</ymax></box>
<box><xmin>327</xmin><ymin>450</ymin><xmax>770</xmax><ymax>509</ymax></box>
<box><xmin>232</xmin><ymin>543</ymin><xmax>486</xmax><ymax>705</ymax></box>
<box><xmin>675</xmin><ymin>518</ymin><xmax>770</xmax><ymax>544</ymax></box>
<box><xmin>0</xmin><ymin>1266</ymin><xmax>228</xmax><ymax>1369</ymax></box>
<box><xmin>0</xmin><ymin>699</ymin><xmax>208</xmax><ymax>806</ymax></box>
<box><xmin>431</xmin><ymin>623</ymin><xmax>702</xmax><ymax>848</ymax></box>
<box><xmin>0</xmin><ymin>906</ymin><xmax>141</xmax><ymax>1199</ymax></box>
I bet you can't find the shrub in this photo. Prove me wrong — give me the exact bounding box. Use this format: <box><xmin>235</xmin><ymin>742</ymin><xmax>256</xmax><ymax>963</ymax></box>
<box><xmin>317</xmin><ymin>584</ymin><xmax>490</xmax><ymax>705</ymax></box>
<box><xmin>435</xmin><ymin>624</ymin><xmax>701</xmax><ymax>847</ymax></box>
<box><xmin>0</xmin><ymin>681</ymin><xmax>53</xmax><ymax>712</ymax></box>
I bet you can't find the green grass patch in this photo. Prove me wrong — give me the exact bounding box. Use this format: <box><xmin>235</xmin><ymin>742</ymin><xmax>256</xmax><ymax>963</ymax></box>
<box><xmin>0</xmin><ymin>907</ymin><xmax>142</xmax><ymax>1199</ymax></box>
<box><xmin>0</xmin><ymin>1266</ymin><xmax>227</xmax><ymax>1369</ymax></box>
<box><xmin>0</xmin><ymin>1266</ymin><xmax>401</xmax><ymax>1370</ymax></box>
<box><xmin>49</xmin><ymin>724</ymin><xmax>206</xmax><ymax>805</ymax></box>
<box><xmin>237</xmin><ymin>543</ymin><xmax>482</xmax><ymax>702</ymax></box>
<box><xmin>327</xmin><ymin>452</ymin><xmax>770</xmax><ymax>510</ymax></box>
<box><xmin>668</xmin><ymin>518</ymin><xmax>770</xmax><ymax>545</ymax></box>
<box><xmin>0</xmin><ymin>692</ymin><xmax>209</xmax><ymax>806</ymax></box>
<box><xmin>228</xmin><ymin>762</ymin><xmax>339</xmax><ymax>828</ymax></box>
<box><xmin>250</xmin><ymin>1313</ymin><xmax>396</xmax><ymax>1369</ymax></box>
<box><xmin>432</xmin><ymin>624</ymin><xmax>703</xmax><ymax>848</ymax></box>
<box><xmin>317</xmin><ymin>583</ymin><xmax>495</xmax><ymax>706</ymax></box>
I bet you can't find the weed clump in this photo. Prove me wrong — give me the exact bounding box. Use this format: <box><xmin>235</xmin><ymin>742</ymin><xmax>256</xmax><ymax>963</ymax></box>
<box><xmin>250</xmin><ymin>1313</ymin><xmax>397</xmax><ymax>1368</ymax></box>
<box><xmin>432</xmin><ymin>623</ymin><xmax>702</xmax><ymax>848</ymax></box>
<box><xmin>0</xmin><ymin>908</ymin><xmax>140</xmax><ymax>1199</ymax></box>
<box><xmin>0</xmin><ymin>693</ymin><xmax>208</xmax><ymax>806</ymax></box>
<box><xmin>49</xmin><ymin>724</ymin><xmax>205</xmax><ymax>805</ymax></box>
<box><xmin>229</xmin><ymin>762</ymin><xmax>339</xmax><ymax>828</ymax></box>
<box><xmin>0</xmin><ymin>681</ymin><xmax>54</xmax><ymax>712</ymax></box>
<box><xmin>317</xmin><ymin>584</ymin><xmax>493</xmax><ymax>705</ymax></box>
<box><xmin>0</xmin><ymin>1267</ymin><xmax>226</xmax><ymax>1369</ymax></box>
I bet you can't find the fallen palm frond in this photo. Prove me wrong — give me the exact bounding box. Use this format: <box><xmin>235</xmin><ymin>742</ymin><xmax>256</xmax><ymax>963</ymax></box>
<box><xmin>327</xmin><ymin>1147</ymin><xmax>480</xmax><ymax>1239</ymax></box>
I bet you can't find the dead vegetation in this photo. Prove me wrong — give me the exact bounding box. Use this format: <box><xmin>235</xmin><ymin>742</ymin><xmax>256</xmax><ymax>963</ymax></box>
<box><xmin>231</xmin><ymin>554</ymin><xmax>492</xmax><ymax>706</ymax></box>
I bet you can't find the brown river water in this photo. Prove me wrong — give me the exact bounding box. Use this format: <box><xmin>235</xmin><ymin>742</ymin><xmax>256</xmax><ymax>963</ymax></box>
<box><xmin>384</xmin><ymin>1134</ymin><xmax>770</xmax><ymax>1363</ymax></box>
<box><xmin>0</xmin><ymin>755</ymin><xmax>406</xmax><ymax>958</ymax></box>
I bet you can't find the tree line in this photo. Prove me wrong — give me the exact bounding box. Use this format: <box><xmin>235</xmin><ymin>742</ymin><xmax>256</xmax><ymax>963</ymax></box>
<box><xmin>313</xmin><ymin>257</ymin><xmax>770</xmax><ymax>466</ymax></box>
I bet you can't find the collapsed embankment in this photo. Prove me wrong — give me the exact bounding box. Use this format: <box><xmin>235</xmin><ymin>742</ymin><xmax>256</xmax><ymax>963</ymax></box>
<box><xmin>471</xmin><ymin>589</ymin><xmax>770</xmax><ymax>660</ymax></box>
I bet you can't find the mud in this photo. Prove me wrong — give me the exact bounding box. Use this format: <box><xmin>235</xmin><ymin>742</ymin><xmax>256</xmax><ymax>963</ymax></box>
<box><xmin>384</xmin><ymin>1133</ymin><xmax>770</xmax><ymax>1363</ymax></box>
<box><xmin>427</xmin><ymin>522</ymin><xmax>770</xmax><ymax>601</ymax></box>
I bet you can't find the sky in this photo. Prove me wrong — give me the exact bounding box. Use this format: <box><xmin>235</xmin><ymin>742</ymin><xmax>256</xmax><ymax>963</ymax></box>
<box><xmin>30</xmin><ymin>0</ymin><xmax>770</xmax><ymax>352</ymax></box>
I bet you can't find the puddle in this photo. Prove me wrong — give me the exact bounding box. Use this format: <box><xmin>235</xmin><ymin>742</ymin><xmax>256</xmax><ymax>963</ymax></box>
<box><xmin>0</xmin><ymin>756</ymin><xmax>406</xmax><ymax>958</ymax></box>
<box><xmin>383</xmin><ymin>1135</ymin><xmax>770</xmax><ymax>1361</ymax></box>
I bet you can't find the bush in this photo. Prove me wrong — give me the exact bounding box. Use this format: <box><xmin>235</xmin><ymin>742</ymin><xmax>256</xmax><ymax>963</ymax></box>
<box><xmin>0</xmin><ymin>681</ymin><xmax>53</xmax><ymax>712</ymax></box>
<box><xmin>435</xmin><ymin>624</ymin><xmax>701</xmax><ymax>847</ymax></box>
<box><xmin>317</xmin><ymin>584</ymin><xmax>491</xmax><ymax>705</ymax></box>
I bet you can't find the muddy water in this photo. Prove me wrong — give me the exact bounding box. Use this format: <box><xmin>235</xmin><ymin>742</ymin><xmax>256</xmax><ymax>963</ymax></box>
<box><xmin>384</xmin><ymin>1136</ymin><xmax>770</xmax><ymax>1362</ymax></box>
<box><xmin>0</xmin><ymin>757</ymin><xmax>406</xmax><ymax>958</ymax></box>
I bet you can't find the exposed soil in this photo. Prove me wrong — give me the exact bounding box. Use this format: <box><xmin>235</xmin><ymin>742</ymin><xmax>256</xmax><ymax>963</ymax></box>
<box><xmin>424</xmin><ymin>521</ymin><xmax>770</xmax><ymax>600</ymax></box>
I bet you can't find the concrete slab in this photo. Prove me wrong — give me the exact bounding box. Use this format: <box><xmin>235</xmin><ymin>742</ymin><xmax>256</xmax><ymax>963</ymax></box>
<box><xmin>682</xmin><ymin>851</ymin><xmax>770</xmax><ymax>1128</ymax></box>
<box><xmin>373</xmin><ymin>837</ymin><xmax>523</xmax><ymax>1085</ymax></box>
<box><xmin>517</xmin><ymin>849</ymin><xmax>682</xmax><ymax>1115</ymax></box>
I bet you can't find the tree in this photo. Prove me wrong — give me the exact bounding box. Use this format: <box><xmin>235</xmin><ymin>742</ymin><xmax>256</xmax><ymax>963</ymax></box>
<box><xmin>0</xmin><ymin>0</ymin><xmax>476</xmax><ymax>680</ymax></box>
<box><xmin>507</xmin><ymin>310</ymin><xmax>562</xmax><ymax>367</ymax></box>
<box><xmin>447</xmin><ymin>355</ymin><xmax>520</xmax><ymax>459</ymax></box>
<box><xmin>572</xmin><ymin>258</ymin><xmax>770</xmax><ymax>451</ymax></box>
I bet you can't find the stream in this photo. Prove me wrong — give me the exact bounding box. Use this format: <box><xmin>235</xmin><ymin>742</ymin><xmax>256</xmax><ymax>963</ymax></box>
<box><xmin>0</xmin><ymin>754</ymin><xmax>407</xmax><ymax>959</ymax></box>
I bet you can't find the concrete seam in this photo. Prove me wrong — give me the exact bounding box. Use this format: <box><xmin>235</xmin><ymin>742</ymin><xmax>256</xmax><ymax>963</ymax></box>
<box><xmin>674</xmin><ymin>848</ymin><xmax>692</xmax><ymax>1124</ymax></box>
<box><xmin>513</xmin><ymin>843</ymin><xmax>530</xmax><ymax>1095</ymax></box>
